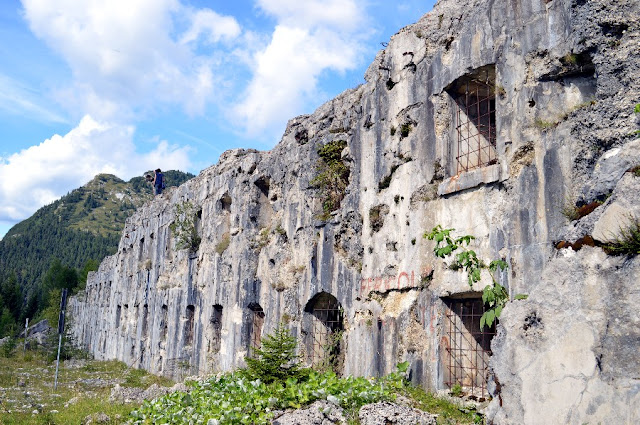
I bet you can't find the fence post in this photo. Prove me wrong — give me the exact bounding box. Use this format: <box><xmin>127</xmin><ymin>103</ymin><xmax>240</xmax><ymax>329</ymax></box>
<box><xmin>54</xmin><ymin>288</ymin><xmax>68</xmax><ymax>390</ymax></box>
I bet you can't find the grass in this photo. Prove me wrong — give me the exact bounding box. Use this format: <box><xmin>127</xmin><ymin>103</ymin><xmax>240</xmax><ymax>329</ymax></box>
<box><xmin>255</xmin><ymin>227</ymin><xmax>271</xmax><ymax>249</ymax></box>
<box><xmin>1</xmin><ymin>346</ymin><xmax>482</xmax><ymax>425</ymax></box>
<box><xmin>0</xmin><ymin>348</ymin><xmax>173</xmax><ymax>425</ymax></box>
<box><xmin>562</xmin><ymin>198</ymin><xmax>605</xmax><ymax>222</ymax></box>
<box><xmin>400</xmin><ymin>385</ymin><xmax>482</xmax><ymax>425</ymax></box>
<box><xmin>215</xmin><ymin>233</ymin><xmax>230</xmax><ymax>255</ymax></box>
<box><xmin>400</xmin><ymin>123</ymin><xmax>413</xmax><ymax>138</ymax></box>
<box><xmin>534</xmin><ymin>118</ymin><xmax>559</xmax><ymax>130</ymax></box>
<box><xmin>603</xmin><ymin>217</ymin><xmax>640</xmax><ymax>256</ymax></box>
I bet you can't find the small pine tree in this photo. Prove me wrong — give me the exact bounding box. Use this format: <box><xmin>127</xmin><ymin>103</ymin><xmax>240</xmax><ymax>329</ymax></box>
<box><xmin>244</xmin><ymin>324</ymin><xmax>307</xmax><ymax>383</ymax></box>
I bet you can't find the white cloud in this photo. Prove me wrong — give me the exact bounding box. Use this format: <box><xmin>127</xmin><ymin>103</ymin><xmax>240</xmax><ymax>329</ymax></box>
<box><xmin>180</xmin><ymin>9</ymin><xmax>242</xmax><ymax>45</ymax></box>
<box><xmin>232</xmin><ymin>0</ymin><xmax>369</xmax><ymax>137</ymax></box>
<box><xmin>19</xmin><ymin>0</ymin><xmax>374</xmax><ymax>141</ymax></box>
<box><xmin>20</xmin><ymin>0</ymin><xmax>241</xmax><ymax>119</ymax></box>
<box><xmin>256</xmin><ymin>0</ymin><xmax>363</xmax><ymax>30</ymax></box>
<box><xmin>0</xmin><ymin>115</ymin><xmax>191</xmax><ymax>222</ymax></box>
<box><xmin>233</xmin><ymin>26</ymin><xmax>360</xmax><ymax>135</ymax></box>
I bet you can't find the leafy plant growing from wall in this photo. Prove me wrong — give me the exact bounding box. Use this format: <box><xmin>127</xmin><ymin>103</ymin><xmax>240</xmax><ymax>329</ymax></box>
<box><xmin>311</xmin><ymin>140</ymin><xmax>350</xmax><ymax>220</ymax></box>
<box><xmin>170</xmin><ymin>201</ymin><xmax>201</xmax><ymax>252</ymax></box>
<box><xmin>424</xmin><ymin>225</ymin><xmax>526</xmax><ymax>329</ymax></box>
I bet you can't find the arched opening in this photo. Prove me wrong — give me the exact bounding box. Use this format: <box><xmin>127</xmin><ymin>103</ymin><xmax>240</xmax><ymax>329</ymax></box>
<box><xmin>248</xmin><ymin>302</ymin><xmax>265</xmax><ymax>353</ymax></box>
<box><xmin>219</xmin><ymin>193</ymin><xmax>232</xmax><ymax>213</ymax></box>
<box><xmin>304</xmin><ymin>292</ymin><xmax>344</xmax><ymax>371</ymax></box>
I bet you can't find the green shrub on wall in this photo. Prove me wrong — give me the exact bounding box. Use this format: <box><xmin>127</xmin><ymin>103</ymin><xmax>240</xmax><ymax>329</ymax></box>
<box><xmin>170</xmin><ymin>201</ymin><xmax>201</xmax><ymax>252</ymax></box>
<box><xmin>311</xmin><ymin>140</ymin><xmax>350</xmax><ymax>220</ymax></box>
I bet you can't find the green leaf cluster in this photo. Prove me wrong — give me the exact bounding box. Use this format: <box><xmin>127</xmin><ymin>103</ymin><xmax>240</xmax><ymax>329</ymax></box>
<box><xmin>425</xmin><ymin>225</ymin><xmax>523</xmax><ymax>330</ymax></box>
<box><xmin>170</xmin><ymin>201</ymin><xmax>202</xmax><ymax>252</ymax></box>
<box><xmin>131</xmin><ymin>368</ymin><xmax>407</xmax><ymax>425</ymax></box>
<box><xmin>310</xmin><ymin>140</ymin><xmax>350</xmax><ymax>220</ymax></box>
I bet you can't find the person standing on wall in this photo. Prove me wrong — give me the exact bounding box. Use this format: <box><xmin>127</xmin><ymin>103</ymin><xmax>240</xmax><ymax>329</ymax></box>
<box><xmin>153</xmin><ymin>169</ymin><xmax>165</xmax><ymax>195</ymax></box>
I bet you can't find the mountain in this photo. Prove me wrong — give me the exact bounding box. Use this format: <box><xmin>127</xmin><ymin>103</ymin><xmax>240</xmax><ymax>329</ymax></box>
<box><xmin>0</xmin><ymin>170</ymin><xmax>195</xmax><ymax>295</ymax></box>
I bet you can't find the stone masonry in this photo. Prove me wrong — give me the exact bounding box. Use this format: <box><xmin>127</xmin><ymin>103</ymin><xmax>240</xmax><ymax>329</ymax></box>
<box><xmin>70</xmin><ymin>0</ymin><xmax>640</xmax><ymax>423</ymax></box>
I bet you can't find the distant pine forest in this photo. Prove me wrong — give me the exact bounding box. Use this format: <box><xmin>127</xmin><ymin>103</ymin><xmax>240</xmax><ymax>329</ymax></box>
<box><xmin>0</xmin><ymin>170</ymin><xmax>194</xmax><ymax>337</ymax></box>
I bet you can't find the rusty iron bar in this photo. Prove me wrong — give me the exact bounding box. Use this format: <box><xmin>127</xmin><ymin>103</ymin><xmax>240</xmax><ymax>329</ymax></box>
<box><xmin>455</xmin><ymin>80</ymin><xmax>496</xmax><ymax>175</ymax></box>
<box><xmin>310</xmin><ymin>304</ymin><xmax>343</xmax><ymax>368</ymax></box>
<box><xmin>443</xmin><ymin>299</ymin><xmax>495</xmax><ymax>398</ymax></box>
<box><xmin>249</xmin><ymin>308</ymin><xmax>265</xmax><ymax>354</ymax></box>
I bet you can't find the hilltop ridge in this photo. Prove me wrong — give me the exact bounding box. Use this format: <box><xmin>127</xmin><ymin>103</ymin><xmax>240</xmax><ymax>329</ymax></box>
<box><xmin>0</xmin><ymin>170</ymin><xmax>194</xmax><ymax>333</ymax></box>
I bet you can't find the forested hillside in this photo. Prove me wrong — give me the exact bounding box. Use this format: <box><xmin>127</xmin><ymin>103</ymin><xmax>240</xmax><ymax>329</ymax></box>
<box><xmin>0</xmin><ymin>170</ymin><xmax>194</xmax><ymax>336</ymax></box>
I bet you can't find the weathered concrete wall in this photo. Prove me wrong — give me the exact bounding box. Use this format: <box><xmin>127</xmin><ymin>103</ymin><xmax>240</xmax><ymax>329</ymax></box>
<box><xmin>70</xmin><ymin>0</ymin><xmax>640</xmax><ymax>423</ymax></box>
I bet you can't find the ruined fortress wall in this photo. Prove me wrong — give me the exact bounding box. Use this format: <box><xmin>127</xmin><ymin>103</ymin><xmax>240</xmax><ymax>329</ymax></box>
<box><xmin>70</xmin><ymin>0</ymin><xmax>640</xmax><ymax>423</ymax></box>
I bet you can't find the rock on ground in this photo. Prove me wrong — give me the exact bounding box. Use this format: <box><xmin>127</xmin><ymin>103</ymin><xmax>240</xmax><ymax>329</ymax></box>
<box><xmin>82</xmin><ymin>412</ymin><xmax>110</xmax><ymax>424</ymax></box>
<box><xmin>358</xmin><ymin>402</ymin><xmax>437</xmax><ymax>425</ymax></box>
<box><xmin>108</xmin><ymin>382</ymin><xmax>187</xmax><ymax>404</ymax></box>
<box><xmin>272</xmin><ymin>400</ymin><xmax>346</xmax><ymax>425</ymax></box>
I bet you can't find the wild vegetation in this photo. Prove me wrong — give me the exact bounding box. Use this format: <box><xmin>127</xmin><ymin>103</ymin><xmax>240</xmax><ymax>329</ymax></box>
<box><xmin>0</xmin><ymin>347</ymin><xmax>173</xmax><ymax>425</ymax></box>
<box><xmin>425</xmin><ymin>225</ymin><xmax>527</xmax><ymax>329</ymax></box>
<box><xmin>131</xmin><ymin>326</ymin><xmax>481</xmax><ymax>424</ymax></box>
<box><xmin>170</xmin><ymin>201</ymin><xmax>202</xmax><ymax>252</ymax></box>
<box><xmin>603</xmin><ymin>216</ymin><xmax>640</xmax><ymax>256</ymax></box>
<box><xmin>311</xmin><ymin>140</ymin><xmax>350</xmax><ymax>220</ymax></box>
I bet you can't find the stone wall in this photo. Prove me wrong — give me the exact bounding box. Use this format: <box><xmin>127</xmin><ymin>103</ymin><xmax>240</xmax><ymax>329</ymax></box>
<box><xmin>70</xmin><ymin>0</ymin><xmax>640</xmax><ymax>423</ymax></box>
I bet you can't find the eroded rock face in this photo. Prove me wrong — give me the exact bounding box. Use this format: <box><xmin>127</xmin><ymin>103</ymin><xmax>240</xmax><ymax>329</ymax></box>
<box><xmin>69</xmin><ymin>0</ymin><xmax>640</xmax><ymax>423</ymax></box>
<box><xmin>486</xmin><ymin>248</ymin><xmax>640</xmax><ymax>424</ymax></box>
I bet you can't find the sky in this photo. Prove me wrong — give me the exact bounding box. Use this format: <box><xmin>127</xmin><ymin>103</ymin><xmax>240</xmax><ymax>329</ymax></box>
<box><xmin>0</xmin><ymin>0</ymin><xmax>436</xmax><ymax>239</ymax></box>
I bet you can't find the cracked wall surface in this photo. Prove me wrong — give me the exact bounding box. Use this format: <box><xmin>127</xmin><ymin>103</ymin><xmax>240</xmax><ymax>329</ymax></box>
<box><xmin>69</xmin><ymin>0</ymin><xmax>640</xmax><ymax>423</ymax></box>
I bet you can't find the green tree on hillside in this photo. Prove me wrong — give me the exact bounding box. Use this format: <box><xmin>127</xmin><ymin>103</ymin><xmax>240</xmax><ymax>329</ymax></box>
<box><xmin>244</xmin><ymin>324</ymin><xmax>308</xmax><ymax>383</ymax></box>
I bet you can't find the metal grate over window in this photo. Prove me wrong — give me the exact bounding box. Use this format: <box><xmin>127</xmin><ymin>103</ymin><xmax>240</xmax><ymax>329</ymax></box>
<box><xmin>442</xmin><ymin>298</ymin><xmax>495</xmax><ymax>399</ymax></box>
<box><xmin>304</xmin><ymin>292</ymin><xmax>343</xmax><ymax>371</ymax></box>
<box><xmin>248</xmin><ymin>303</ymin><xmax>265</xmax><ymax>354</ymax></box>
<box><xmin>449</xmin><ymin>67</ymin><xmax>497</xmax><ymax>174</ymax></box>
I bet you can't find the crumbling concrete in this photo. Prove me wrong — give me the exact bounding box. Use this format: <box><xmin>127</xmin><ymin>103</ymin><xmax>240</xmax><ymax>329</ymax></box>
<box><xmin>69</xmin><ymin>0</ymin><xmax>640</xmax><ymax>423</ymax></box>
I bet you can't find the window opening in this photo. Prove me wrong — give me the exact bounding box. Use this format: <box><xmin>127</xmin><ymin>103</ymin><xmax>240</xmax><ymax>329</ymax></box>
<box><xmin>442</xmin><ymin>298</ymin><xmax>495</xmax><ymax>398</ymax></box>
<box><xmin>210</xmin><ymin>305</ymin><xmax>223</xmax><ymax>353</ymax></box>
<box><xmin>185</xmin><ymin>305</ymin><xmax>195</xmax><ymax>346</ymax></box>
<box><xmin>304</xmin><ymin>292</ymin><xmax>344</xmax><ymax>371</ymax></box>
<box><xmin>142</xmin><ymin>304</ymin><xmax>149</xmax><ymax>338</ymax></box>
<box><xmin>122</xmin><ymin>304</ymin><xmax>128</xmax><ymax>332</ymax></box>
<box><xmin>248</xmin><ymin>303</ymin><xmax>265</xmax><ymax>353</ymax></box>
<box><xmin>448</xmin><ymin>66</ymin><xmax>497</xmax><ymax>174</ymax></box>
<box><xmin>115</xmin><ymin>305</ymin><xmax>122</xmax><ymax>329</ymax></box>
<box><xmin>161</xmin><ymin>304</ymin><xmax>168</xmax><ymax>340</ymax></box>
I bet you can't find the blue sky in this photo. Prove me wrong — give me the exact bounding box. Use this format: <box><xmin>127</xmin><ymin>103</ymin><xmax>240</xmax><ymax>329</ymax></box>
<box><xmin>0</xmin><ymin>0</ymin><xmax>436</xmax><ymax>238</ymax></box>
